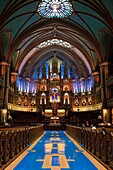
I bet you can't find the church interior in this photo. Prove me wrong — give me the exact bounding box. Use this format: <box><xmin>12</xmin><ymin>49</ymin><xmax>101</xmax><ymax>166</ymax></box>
<box><xmin>0</xmin><ymin>0</ymin><xmax>113</xmax><ymax>170</ymax></box>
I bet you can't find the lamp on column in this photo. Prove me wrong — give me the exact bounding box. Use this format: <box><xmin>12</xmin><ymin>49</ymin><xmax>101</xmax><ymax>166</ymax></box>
<box><xmin>2</xmin><ymin>109</ymin><xmax>7</xmax><ymax>123</ymax></box>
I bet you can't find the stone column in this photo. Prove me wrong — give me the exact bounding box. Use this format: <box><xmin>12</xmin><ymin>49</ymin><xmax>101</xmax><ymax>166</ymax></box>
<box><xmin>11</xmin><ymin>72</ymin><xmax>18</xmax><ymax>93</ymax></box>
<box><xmin>0</xmin><ymin>61</ymin><xmax>10</xmax><ymax>109</ymax></box>
<box><xmin>0</xmin><ymin>61</ymin><xmax>10</xmax><ymax>124</ymax></box>
<box><xmin>100</xmin><ymin>62</ymin><xmax>109</xmax><ymax>122</ymax></box>
<box><xmin>99</xmin><ymin>62</ymin><xmax>109</xmax><ymax>108</ymax></box>
<box><xmin>11</xmin><ymin>72</ymin><xmax>18</xmax><ymax>84</ymax></box>
<box><xmin>92</xmin><ymin>71</ymin><xmax>99</xmax><ymax>88</ymax></box>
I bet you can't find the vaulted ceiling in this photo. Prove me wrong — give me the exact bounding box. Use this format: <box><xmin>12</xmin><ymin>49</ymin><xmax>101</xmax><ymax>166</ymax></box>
<box><xmin>0</xmin><ymin>0</ymin><xmax>113</xmax><ymax>80</ymax></box>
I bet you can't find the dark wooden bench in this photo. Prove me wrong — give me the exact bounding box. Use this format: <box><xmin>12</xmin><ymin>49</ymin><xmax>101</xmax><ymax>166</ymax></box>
<box><xmin>0</xmin><ymin>125</ymin><xmax>44</xmax><ymax>169</ymax></box>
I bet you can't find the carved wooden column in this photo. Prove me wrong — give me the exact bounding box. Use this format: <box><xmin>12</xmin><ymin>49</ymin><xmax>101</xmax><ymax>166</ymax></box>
<box><xmin>11</xmin><ymin>72</ymin><xmax>18</xmax><ymax>84</ymax></box>
<box><xmin>92</xmin><ymin>71</ymin><xmax>99</xmax><ymax>88</ymax></box>
<box><xmin>110</xmin><ymin>132</ymin><xmax>113</xmax><ymax>169</ymax></box>
<box><xmin>11</xmin><ymin>72</ymin><xmax>18</xmax><ymax>95</ymax></box>
<box><xmin>100</xmin><ymin>62</ymin><xmax>110</xmax><ymax>122</ymax></box>
<box><xmin>99</xmin><ymin>62</ymin><xmax>109</xmax><ymax>108</ymax></box>
<box><xmin>0</xmin><ymin>61</ymin><xmax>10</xmax><ymax>109</ymax></box>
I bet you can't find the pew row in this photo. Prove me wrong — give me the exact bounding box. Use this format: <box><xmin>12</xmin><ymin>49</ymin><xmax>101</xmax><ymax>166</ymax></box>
<box><xmin>66</xmin><ymin>125</ymin><xmax>113</xmax><ymax>170</ymax></box>
<box><xmin>0</xmin><ymin>125</ymin><xmax>43</xmax><ymax>169</ymax></box>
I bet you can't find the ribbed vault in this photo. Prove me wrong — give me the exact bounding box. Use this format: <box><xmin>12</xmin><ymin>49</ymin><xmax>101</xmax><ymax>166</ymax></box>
<box><xmin>0</xmin><ymin>0</ymin><xmax>113</xmax><ymax>80</ymax></box>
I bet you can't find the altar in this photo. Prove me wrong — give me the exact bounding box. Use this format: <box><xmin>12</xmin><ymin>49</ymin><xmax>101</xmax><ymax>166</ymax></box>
<box><xmin>49</xmin><ymin>116</ymin><xmax>61</xmax><ymax>126</ymax></box>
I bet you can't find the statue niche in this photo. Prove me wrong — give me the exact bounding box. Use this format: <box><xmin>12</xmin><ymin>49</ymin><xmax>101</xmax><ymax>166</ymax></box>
<box><xmin>40</xmin><ymin>93</ymin><xmax>46</xmax><ymax>104</ymax></box>
<box><xmin>50</xmin><ymin>88</ymin><xmax>60</xmax><ymax>103</ymax></box>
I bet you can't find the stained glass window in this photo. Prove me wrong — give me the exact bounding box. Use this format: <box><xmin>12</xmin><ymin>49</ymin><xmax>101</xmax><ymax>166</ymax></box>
<box><xmin>38</xmin><ymin>0</ymin><xmax>73</xmax><ymax>18</ymax></box>
<box><xmin>37</xmin><ymin>39</ymin><xmax>73</xmax><ymax>49</ymax></box>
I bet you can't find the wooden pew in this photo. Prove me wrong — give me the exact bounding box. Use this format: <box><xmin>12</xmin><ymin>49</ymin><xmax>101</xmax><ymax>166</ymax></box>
<box><xmin>15</xmin><ymin>130</ymin><xmax>20</xmax><ymax>154</ymax></box>
<box><xmin>84</xmin><ymin>130</ymin><xmax>88</xmax><ymax>149</ymax></box>
<box><xmin>9</xmin><ymin>130</ymin><xmax>15</xmax><ymax>158</ymax></box>
<box><xmin>0</xmin><ymin>132</ymin><xmax>3</xmax><ymax>167</ymax></box>
<box><xmin>19</xmin><ymin>130</ymin><xmax>23</xmax><ymax>152</ymax></box>
<box><xmin>0</xmin><ymin>125</ymin><xmax>44</xmax><ymax>169</ymax></box>
<box><xmin>87</xmin><ymin>129</ymin><xmax>92</xmax><ymax>152</ymax></box>
<box><xmin>101</xmin><ymin>131</ymin><xmax>110</xmax><ymax>163</ymax></box>
<box><xmin>2</xmin><ymin>131</ymin><xmax>10</xmax><ymax>164</ymax></box>
<box><xmin>91</xmin><ymin>131</ymin><xmax>96</xmax><ymax>154</ymax></box>
<box><xmin>66</xmin><ymin>125</ymin><xmax>113</xmax><ymax>169</ymax></box>
<box><xmin>96</xmin><ymin>130</ymin><xmax>102</xmax><ymax>158</ymax></box>
<box><xmin>22</xmin><ymin>129</ymin><xmax>27</xmax><ymax>149</ymax></box>
<box><xmin>75</xmin><ymin>127</ymin><xmax>81</xmax><ymax>143</ymax></box>
<box><xmin>110</xmin><ymin>132</ymin><xmax>113</xmax><ymax>169</ymax></box>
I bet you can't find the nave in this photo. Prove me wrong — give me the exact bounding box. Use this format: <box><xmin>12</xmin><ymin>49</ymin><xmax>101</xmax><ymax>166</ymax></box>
<box><xmin>5</xmin><ymin>131</ymin><xmax>107</xmax><ymax>170</ymax></box>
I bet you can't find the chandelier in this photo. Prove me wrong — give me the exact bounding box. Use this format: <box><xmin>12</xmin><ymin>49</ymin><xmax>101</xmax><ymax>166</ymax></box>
<box><xmin>38</xmin><ymin>0</ymin><xmax>73</xmax><ymax>18</ymax></box>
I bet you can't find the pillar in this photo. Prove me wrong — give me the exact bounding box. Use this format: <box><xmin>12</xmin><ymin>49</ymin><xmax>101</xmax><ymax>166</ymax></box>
<box><xmin>11</xmin><ymin>72</ymin><xmax>18</xmax><ymax>84</ymax></box>
<box><xmin>0</xmin><ymin>61</ymin><xmax>10</xmax><ymax>124</ymax></box>
<box><xmin>100</xmin><ymin>62</ymin><xmax>110</xmax><ymax>122</ymax></box>
<box><xmin>99</xmin><ymin>62</ymin><xmax>109</xmax><ymax>108</ymax></box>
<box><xmin>92</xmin><ymin>71</ymin><xmax>99</xmax><ymax>88</ymax></box>
<box><xmin>11</xmin><ymin>72</ymin><xmax>18</xmax><ymax>93</ymax></box>
<box><xmin>0</xmin><ymin>61</ymin><xmax>10</xmax><ymax>109</ymax></box>
<box><xmin>102</xmin><ymin>108</ymin><xmax>110</xmax><ymax>122</ymax></box>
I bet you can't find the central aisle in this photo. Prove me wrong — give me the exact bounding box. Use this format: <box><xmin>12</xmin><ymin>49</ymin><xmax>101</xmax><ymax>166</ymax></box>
<box><xmin>5</xmin><ymin>131</ymin><xmax>107</xmax><ymax>170</ymax></box>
